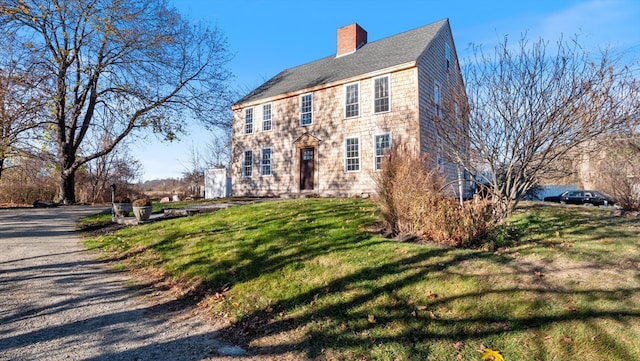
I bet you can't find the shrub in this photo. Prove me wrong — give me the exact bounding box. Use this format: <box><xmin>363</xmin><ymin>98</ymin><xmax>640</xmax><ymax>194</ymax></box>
<box><xmin>114</xmin><ymin>196</ymin><xmax>132</xmax><ymax>203</ymax></box>
<box><xmin>375</xmin><ymin>141</ymin><xmax>494</xmax><ymax>248</ymax></box>
<box><xmin>0</xmin><ymin>168</ymin><xmax>56</xmax><ymax>205</ymax></box>
<box><xmin>132</xmin><ymin>197</ymin><xmax>152</xmax><ymax>207</ymax></box>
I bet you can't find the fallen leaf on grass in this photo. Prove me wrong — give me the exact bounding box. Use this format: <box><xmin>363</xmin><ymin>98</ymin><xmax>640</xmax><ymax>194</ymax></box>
<box><xmin>481</xmin><ymin>348</ymin><xmax>504</xmax><ymax>361</ymax></box>
<box><xmin>453</xmin><ymin>341</ymin><xmax>464</xmax><ymax>351</ymax></box>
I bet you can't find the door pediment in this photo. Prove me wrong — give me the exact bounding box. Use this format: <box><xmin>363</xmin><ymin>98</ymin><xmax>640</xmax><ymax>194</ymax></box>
<box><xmin>294</xmin><ymin>132</ymin><xmax>322</xmax><ymax>147</ymax></box>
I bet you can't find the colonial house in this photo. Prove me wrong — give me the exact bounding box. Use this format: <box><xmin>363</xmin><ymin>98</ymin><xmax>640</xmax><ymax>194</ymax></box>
<box><xmin>230</xmin><ymin>18</ymin><xmax>468</xmax><ymax>197</ymax></box>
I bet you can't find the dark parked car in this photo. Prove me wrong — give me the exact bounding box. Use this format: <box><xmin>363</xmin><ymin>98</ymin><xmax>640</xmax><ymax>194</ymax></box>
<box><xmin>543</xmin><ymin>190</ymin><xmax>614</xmax><ymax>206</ymax></box>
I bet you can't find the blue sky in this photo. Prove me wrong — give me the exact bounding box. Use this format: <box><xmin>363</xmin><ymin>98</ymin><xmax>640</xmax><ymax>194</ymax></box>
<box><xmin>134</xmin><ymin>0</ymin><xmax>640</xmax><ymax>181</ymax></box>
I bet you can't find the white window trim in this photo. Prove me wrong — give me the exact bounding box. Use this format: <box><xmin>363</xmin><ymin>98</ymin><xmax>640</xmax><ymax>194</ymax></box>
<box><xmin>373</xmin><ymin>132</ymin><xmax>392</xmax><ymax>171</ymax></box>
<box><xmin>262</xmin><ymin>103</ymin><xmax>273</xmax><ymax>132</ymax></box>
<box><xmin>344</xmin><ymin>136</ymin><xmax>361</xmax><ymax>173</ymax></box>
<box><xmin>242</xmin><ymin>149</ymin><xmax>253</xmax><ymax>178</ymax></box>
<box><xmin>299</xmin><ymin>93</ymin><xmax>313</xmax><ymax>126</ymax></box>
<box><xmin>372</xmin><ymin>74</ymin><xmax>391</xmax><ymax>114</ymax></box>
<box><xmin>260</xmin><ymin>147</ymin><xmax>272</xmax><ymax>177</ymax></box>
<box><xmin>344</xmin><ymin>81</ymin><xmax>360</xmax><ymax>119</ymax></box>
<box><xmin>244</xmin><ymin>107</ymin><xmax>254</xmax><ymax>134</ymax></box>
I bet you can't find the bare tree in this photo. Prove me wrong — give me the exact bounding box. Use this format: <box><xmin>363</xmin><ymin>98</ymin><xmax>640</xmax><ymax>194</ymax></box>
<box><xmin>203</xmin><ymin>129</ymin><xmax>231</xmax><ymax>169</ymax></box>
<box><xmin>435</xmin><ymin>34</ymin><xmax>640</xmax><ymax>220</ymax></box>
<box><xmin>76</xmin><ymin>140</ymin><xmax>142</xmax><ymax>204</ymax></box>
<box><xmin>0</xmin><ymin>32</ymin><xmax>46</xmax><ymax>179</ymax></box>
<box><xmin>0</xmin><ymin>0</ymin><xmax>232</xmax><ymax>203</ymax></box>
<box><xmin>179</xmin><ymin>142</ymin><xmax>205</xmax><ymax>198</ymax></box>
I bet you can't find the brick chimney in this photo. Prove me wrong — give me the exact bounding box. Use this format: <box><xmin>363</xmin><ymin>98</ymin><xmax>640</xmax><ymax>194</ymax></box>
<box><xmin>336</xmin><ymin>23</ymin><xmax>367</xmax><ymax>57</ymax></box>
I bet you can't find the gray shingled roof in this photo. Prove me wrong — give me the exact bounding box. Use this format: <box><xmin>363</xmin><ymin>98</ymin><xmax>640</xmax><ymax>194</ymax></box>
<box><xmin>234</xmin><ymin>18</ymin><xmax>449</xmax><ymax>106</ymax></box>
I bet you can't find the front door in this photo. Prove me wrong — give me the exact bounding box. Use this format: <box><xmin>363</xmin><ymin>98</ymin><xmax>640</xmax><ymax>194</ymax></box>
<box><xmin>300</xmin><ymin>148</ymin><xmax>315</xmax><ymax>190</ymax></box>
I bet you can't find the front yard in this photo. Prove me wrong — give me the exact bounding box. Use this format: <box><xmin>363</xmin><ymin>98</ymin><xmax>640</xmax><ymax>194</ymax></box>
<box><xmin>83</xmin><ymin>198</ymin><xmax>640</xmax><ymax>360</ymax></box>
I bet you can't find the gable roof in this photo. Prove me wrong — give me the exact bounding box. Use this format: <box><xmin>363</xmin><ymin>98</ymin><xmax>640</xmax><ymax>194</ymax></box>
<box><xmin>233</xmin><ymin>18</ymin><xmax>449</xmax><ymax>107</ymax></box>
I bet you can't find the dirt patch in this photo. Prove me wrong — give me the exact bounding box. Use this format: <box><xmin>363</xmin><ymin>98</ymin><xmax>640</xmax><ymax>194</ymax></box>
<box><xmin>78</xmin><ymin>220</ymin><xmax>128</xmax><ymax>237</ymax></box>
<box><xmin>458</xmin><ymin>252</ymin><xmax>639</xmax><ymax>292</ymax></box>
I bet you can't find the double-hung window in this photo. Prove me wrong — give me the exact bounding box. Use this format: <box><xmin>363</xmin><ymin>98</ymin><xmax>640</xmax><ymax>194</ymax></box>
<box><xmin>454</xmin><ymin>102</ymin><xmax>462</xmax><ymax>131</ymax></box>
<box><xmin>434</xmin><ymin>82</ymin><xmax>441</xmax><ymax>117</ymax></box>
<box><xmin>262</xmin><ymin>104</ymin><xmax>272</xmax><ymax>131</ymax></box>
<box><xmin>243</xmin><ymin>150</ymin><xmax>253</xmax><ymax>177</ymax></box>
<box><xmin>436</xmin><ymin>135</ymin><xmax>444</xmax><ymax>170</ymax></box>
<box><xmin>345</xmin><ymin>137</ymin><xmax>360</xmax><ymax>172</ymax></box>
<box><xmin>261</xmin><ymin>148</ymin><xmax>272</xmax><ymax>176</ymax></box>
<box><xmin>374</xmin><ymin>133</ymin><xmax>391</xmax><ymax>171</ymax></box>
<box><xmin>373</xmin><ymin>75</ymin><xmax>390</xmax><ymax>113</ymax></box>
<box><xmin>345</xmin><ymin>82</ymin><xmax>359</xmax><ymax>118</ymax></box>
<box><xmin>244</xmin><ymin>108</ymin><xmax>253</xmax><ymax>134</ymax></box>
<box><xmin>445</xmin><ymin>43</ymin><xmax>451</xmax><ymax>70</ymax></box>
<box><xmin>300</xmin><ymin>93</ymin><xmax>313</xmax><ymax>126</ymax></box>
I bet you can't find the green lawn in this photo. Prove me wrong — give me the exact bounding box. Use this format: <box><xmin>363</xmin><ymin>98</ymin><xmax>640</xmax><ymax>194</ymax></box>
<box><xmin>83</xmin><ymin>199</ymin><xmax>640</xmax><ymax>360</ymax></box>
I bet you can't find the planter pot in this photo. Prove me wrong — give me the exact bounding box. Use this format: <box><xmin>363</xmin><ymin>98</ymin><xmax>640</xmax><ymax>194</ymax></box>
<box><xmin>133</xmin><ymin>206</ymin><xmax>152</xmax><ymax>222</ymax></box>
<box><xmin>113</xmin><ymin>202</ymin><xmax>132</xmax><ymax>217</ymax></box>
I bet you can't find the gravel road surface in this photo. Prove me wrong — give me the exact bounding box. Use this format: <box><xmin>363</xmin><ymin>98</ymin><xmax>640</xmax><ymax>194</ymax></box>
<box><xmin>0</xmin><ymin>206</ymin><xmax>247</xmax><ymax>361</ymax></box>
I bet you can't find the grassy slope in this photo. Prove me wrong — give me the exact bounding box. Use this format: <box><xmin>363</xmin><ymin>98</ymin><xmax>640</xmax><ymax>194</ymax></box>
<box><xmin>84</xmin><ymin>199</ymin><xmax>640</xmax><ymax>360</ymax></box>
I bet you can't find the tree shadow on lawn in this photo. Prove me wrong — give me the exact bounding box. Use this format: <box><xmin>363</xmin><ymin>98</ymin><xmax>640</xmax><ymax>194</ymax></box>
<box><xmin>91</xmin><ymin>201</ymin><xmax>640</xmax><ymax>359</ymax></box>
<box><xmin>212</xmin><ymin>246</ymin><xmax>640</xmax><ymax>360</ymax></box>
<box><xmin>168</xmin><ymin>201</ymin><xmax>387</xmax><ymax>293</ymax></box>
<box><xmin>514</xmin><ymin>203</ymin><xmax>634</xmax><ymax>240</ymax></box>
<box><xmin>511</xmin><ymin>204</ymin><xmax>640</xmax><ymax>266</ymax></box>
<box><xmin>91</xmin><ymin>199</ymin><xmax>389</xmax><ymax>298</ymax></box>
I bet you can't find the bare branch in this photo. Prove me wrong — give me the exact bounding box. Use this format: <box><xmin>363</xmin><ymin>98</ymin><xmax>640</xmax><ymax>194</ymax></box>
<box><xmin>434</xmin><ymin>33</ymin><xmax>640</xmax><ymax>220</ymax></box>
<box><xmin>0</xmin><ymin>0</ymin><xmax>232</xmax><ymax>202</ymax></box>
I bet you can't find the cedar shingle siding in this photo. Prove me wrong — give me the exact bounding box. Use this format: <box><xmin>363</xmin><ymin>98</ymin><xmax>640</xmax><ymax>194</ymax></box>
<box><xmin>230</xmin><ymin>18</ymin><xmax>468</xmax><ymax>197</ymax></box>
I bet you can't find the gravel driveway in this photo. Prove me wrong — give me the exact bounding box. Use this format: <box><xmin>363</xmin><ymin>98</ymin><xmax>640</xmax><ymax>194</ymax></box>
<box><xmin>0</xmin><ymin>206</ymin><xmax>247</xmax><ymax>361</ymax></box>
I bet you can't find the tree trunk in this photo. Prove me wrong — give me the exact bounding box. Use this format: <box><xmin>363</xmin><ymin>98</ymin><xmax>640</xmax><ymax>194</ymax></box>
<box><xmin>59</xmin><ymin>172</ymin><xmax>75</xmax><ymax>204</ymax></box>
<box><xmin>59</xmin><ymin>169</ymin><xmax>76</xmax><ymax>204</ymax></box>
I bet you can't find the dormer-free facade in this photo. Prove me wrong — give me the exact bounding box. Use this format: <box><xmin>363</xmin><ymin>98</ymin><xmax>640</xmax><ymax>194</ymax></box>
<box><xmin>231</xmin><ymin>18</ymin><xmax>468</xmax><ymax>197</ymax></box>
